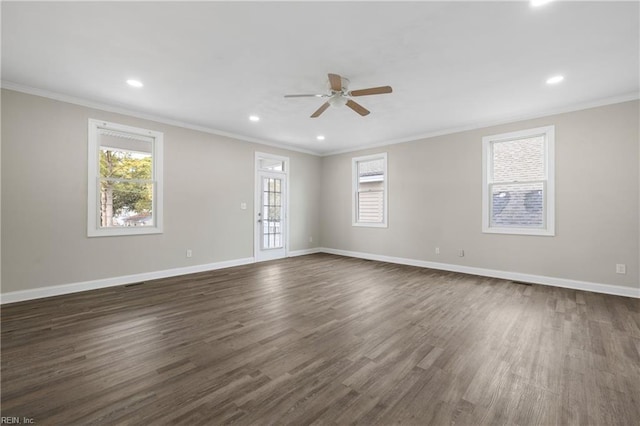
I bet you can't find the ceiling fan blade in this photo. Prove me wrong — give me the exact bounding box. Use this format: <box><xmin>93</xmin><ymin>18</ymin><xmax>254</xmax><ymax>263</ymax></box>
<box><xmin>284</xmin><ymin>94</ymin><xmax>328</xmax><ymax>98</ymax></box>
<box><xmin>349</xmin><ymin>86</ymin><xmax>393</xmax><ymax>97</ymax></box>
<box><xmin>328</xmin><ymin>73</ymin><xmax>342</xmax><ymax>92</ymax></box>
<box><xmin>346</xmin><ymin>100</ymin><xmax>370</xmax><ymax>116</ymax></box>
<box><xmin>310</xmin><ymin>102</ymin><xmax>330</xmax><ymax>118</ymax></box>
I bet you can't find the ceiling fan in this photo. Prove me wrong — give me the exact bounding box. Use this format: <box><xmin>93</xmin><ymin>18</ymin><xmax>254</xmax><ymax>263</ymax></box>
<box><xmin>284</xmin><ymin>73</ymin><xmax>392</xmax><ymax>118</ymax></box>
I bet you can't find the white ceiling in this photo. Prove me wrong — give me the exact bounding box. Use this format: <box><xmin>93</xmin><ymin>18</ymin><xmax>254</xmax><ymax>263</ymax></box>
<box><xmin>2</xmin><ymin>1</ymin><xmax>638</xmax><ymax>155</ymax></box>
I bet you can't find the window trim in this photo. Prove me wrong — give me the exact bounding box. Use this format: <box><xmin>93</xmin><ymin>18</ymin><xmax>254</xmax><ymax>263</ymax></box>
<box><xmin>87</xmin><ymin>119</ymin><xmax>164</xmax><ymax>237</ymax></box>
<box><xmin>352</xmin><ymin>152</ymin><xmax>388</xmax><ymax>228</ymax></box>
<box><xmin>482</xmin><ymin>125</ymin><xmax>555</xmax><ymax>236</ymax></box>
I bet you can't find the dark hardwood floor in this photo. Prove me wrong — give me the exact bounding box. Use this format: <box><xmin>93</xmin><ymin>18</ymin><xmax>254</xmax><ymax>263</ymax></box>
<box><xmin>1</xmin><ymin>253</ymin><xmax>639</xmax><ymax>425</ymax></box>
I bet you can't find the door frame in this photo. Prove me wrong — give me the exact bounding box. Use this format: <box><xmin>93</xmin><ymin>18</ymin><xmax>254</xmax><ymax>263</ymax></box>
<box><xmin>254</xmin><ymin>152</ymin><xmax>290</xmax><ymax>262</ymax></box>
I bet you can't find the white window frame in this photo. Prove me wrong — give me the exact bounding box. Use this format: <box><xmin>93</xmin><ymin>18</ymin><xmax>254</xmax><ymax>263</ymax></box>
<box><xmin>482</xmin><ymin>125</ymin><xmax>555</xmax><ymax>236</ymax></box>
<box><xmin>87</xmin><ymin>119</ymin><xmax>164</xmax><ymax>237</ymax></box>
<box><xmin>352</xmin><ymin>152</ymin><xmax>388</xmax><ymax>228</ymax></box>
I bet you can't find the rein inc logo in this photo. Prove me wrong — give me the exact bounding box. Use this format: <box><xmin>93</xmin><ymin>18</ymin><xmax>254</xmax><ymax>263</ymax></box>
<box><xmin>1</xmin><ymin>418</ymin><xmax>34</xmax><ymax>424</ymax></box>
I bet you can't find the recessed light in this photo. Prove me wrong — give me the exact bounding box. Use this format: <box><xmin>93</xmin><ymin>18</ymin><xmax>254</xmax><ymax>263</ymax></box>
<box><xmin>546</xmin><ymin>75</ymin><xmax>564</xmax><ymax>85</ymax></box>
<box><xmin>126</xmin><ymin>79</ymin><xmax>143</xmax><ymax>88</ymax></box>
<box><xmin>531</xmin><ymin>0</ymin><xmax>554</xmax><ymax>7</ymax></box>
<box><xmin>316</xmin><ymin>135</ymin><xmax>325</xmax><ymax>141</ymax></box>
<box><xmin>249</xmin><ymin>115</ymin><xmax>260</xmax><ymax>122</ymax></box>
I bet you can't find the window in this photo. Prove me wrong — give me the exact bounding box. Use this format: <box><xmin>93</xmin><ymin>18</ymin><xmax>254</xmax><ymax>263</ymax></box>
<box><xmin>88</xmin><ymin>119</ymin><xmax>163</xmax><ymax>237</ymax></box>
<box><xmin>259</xmin><ymin>158</ymin><xmax>285</xmax><ymax>172</ymax></box>
<box><xmin>352</xmin><ymin>153</ymin><xmax>388</xmax><ymax>227</ymax></box>
<box><xmin>482</xmin><ymin>126</ymin><xmax>555</xmax><ymax>236</ymax></box>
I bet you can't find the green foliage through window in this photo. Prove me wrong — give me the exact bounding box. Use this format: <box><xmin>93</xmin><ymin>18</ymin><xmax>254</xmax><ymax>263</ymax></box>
<box><xmin>99</xmin><ymin>149</ymin><xmax>153</xmax><ymax>226</ymax></box>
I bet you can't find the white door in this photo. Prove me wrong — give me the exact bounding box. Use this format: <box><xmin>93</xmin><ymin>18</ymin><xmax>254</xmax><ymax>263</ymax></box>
<box><xmin>255</xmin><ymin>153</ymin><xmax>288</xmax><ymax>262</ymax></box>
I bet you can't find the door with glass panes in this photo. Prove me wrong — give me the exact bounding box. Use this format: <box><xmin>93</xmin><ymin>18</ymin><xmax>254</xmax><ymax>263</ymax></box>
<box><xmin>255</xmin><ymin>169</ymin><xmax>287</xmax><ymax>261</ymax></box>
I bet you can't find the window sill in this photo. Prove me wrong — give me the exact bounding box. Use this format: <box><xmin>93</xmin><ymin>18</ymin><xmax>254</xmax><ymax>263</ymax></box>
<box><xmin>482</xmin><ymin>227</ymin><xmax>554</xmax><ymax>236</ymax></box>
<box><xmin>352</xmin><ymin>222</ymin><xmax>388</xmax><ymax>228</ymax></box>
<box><xmin>88</xmin><ymin>227</ymin><xmax>163</xmax><ymax>237</ymax></box>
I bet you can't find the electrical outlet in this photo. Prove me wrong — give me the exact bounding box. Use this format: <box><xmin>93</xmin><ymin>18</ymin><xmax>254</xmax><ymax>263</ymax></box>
<box><xmin>309</xmin><ymin>236</ymin><xmax>313</xmax><ymax>243</ymax></box>
<box><xmin>458</xmin><ymin>249</ymin><xmax>465</xmax><ymax>257</ymax></box>
<box><xmin>240</xmin><ymin>202</ymin><xmax>247</xmax><ymax>210</ymax></box>
<box><xmin>435</xmin><ymin>247</ymin><xmax>440</xmax><ymax>255</ymax></box>
<box><xmin>186</xmin><ymin>249</ymin><xmax>193</xmax><ymax>258</ymax></box>
<box><xmin>616</xmin><ymin>264</ymin><xmax>626</xmax><ymax>274</ymax></box>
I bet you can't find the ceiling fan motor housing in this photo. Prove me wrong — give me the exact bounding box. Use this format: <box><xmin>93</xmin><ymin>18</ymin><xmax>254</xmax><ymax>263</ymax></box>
<box><xmin>329</xmin><ymin>94</ymin><xmax>348</xmax><ymax>107</ymax></box>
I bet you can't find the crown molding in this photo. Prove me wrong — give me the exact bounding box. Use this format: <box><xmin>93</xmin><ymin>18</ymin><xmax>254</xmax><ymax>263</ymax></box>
<box><xmin>3</xmin><ymin>80</ymin><xmax>637</xmax><ymax>158</ymax></box>
<box><xmin>321</xmin><ymin>91</ymin><xmax>640</xmax><ymax>156</ymax></box>
<box><xmin>0</xmin><ymin>80</ymin><xmax>322</xmax><ymax>156</ymax></box>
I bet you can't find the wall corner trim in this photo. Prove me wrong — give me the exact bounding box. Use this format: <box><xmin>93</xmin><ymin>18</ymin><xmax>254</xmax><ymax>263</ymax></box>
<box><xmin>318</xmin><ymin>248</ymin><xmax>640</xmax><ymax>299</ymax></box>
<box><xmin>0</xmin><ymin>257</ymin><xmax>255</xmax><ymax>304</ymax></box>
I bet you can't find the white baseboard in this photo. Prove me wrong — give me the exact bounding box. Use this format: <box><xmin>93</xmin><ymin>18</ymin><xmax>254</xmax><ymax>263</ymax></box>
<box><xmin>288</xmin><ymin>247</ymin><xmax>323</xmax><ymax>257</ymax></box>
<box><xmin>2</xmin><ymin>248</ymin><xmax>638</xmax><ymax>304</ymax></box>
<box><xmin>318</xmin><ymin>247</ymin><xmax>640</xmax><ymax>299</ymax></box>
<box><xmin>1</xmin><ymin>250</ymin><xmax>318</xmax><ymax>304</ymax></box>
<box><xmin>0</xmin><ymin>257</ymin><xmax>255</xmax><ymax>305</ymax></box>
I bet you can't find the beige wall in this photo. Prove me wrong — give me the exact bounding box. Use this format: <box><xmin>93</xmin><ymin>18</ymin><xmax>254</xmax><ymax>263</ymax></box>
<box><xmin>1</xmin><ymin>89</ymin><xmax>321</xmax><ymax>293</ymax></box>
<box><xmin>320</xmin><ymin>100</ymin><xmax>640</xmax><ymax>289</ymax></box>
<box><xmin>2</xmin><ymin>89</ymin><xmax>638</xmax><ymax>295</ymax></box>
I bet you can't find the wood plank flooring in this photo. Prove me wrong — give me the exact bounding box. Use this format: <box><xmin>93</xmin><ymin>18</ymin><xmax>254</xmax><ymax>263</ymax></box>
<box><xmin>1</xmin><ymin>253</ymin><xmax>639</xmax><ymax>425</ymax></box>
